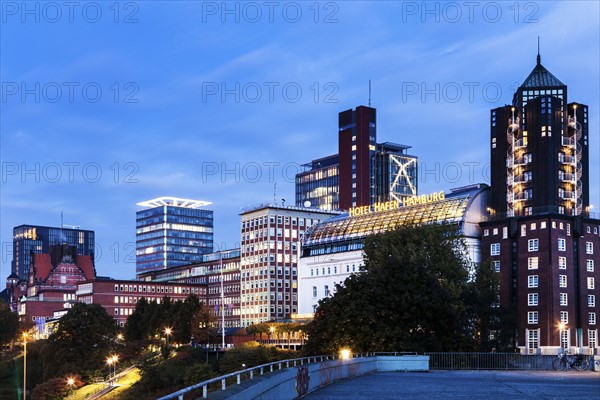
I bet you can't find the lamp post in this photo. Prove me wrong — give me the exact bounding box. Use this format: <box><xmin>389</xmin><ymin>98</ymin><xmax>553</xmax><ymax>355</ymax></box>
<box><xmin>164</xmin><ymin>327</ymin><xmax>172</xmax><ymax>348</ymax></box>
<box><xmin>269</xmin><ymin>326</ymin><xmax>275</xmax><ymax>345</ymax></box>
<box><xmin>22</xmin><ymin>332</ymin><xmax>28</xmax><ymax>400</ymax></box>
<box><xmin>67</xmin><ymin>377</ymin><xmax>75</xmax><ymax>399</ymax></box>
<box><xmin>106</xmin><ymin>357</ymin><xmax>113</xmax><ymax>383</ymax></box>
<box><xmin>111</xmin><ymin>355</ymin><xmax>118</xmax><ymax>379</ymax></box>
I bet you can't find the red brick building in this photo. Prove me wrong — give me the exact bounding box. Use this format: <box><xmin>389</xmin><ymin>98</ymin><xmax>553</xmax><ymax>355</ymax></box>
<box><xmin>76</xmin><ymin>278</ymin><xmax>207</xmax><ymax>327</ymax></box>
<box><xmin>18</xmin><ymin>244</ymin><xmax>95</xmax><ymax>331</ymax></box>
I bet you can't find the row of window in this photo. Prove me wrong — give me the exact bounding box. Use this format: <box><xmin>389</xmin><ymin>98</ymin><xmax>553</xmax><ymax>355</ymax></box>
<box><xmin>527</xmin><ymin>275</ymin><xmax>595</xmax><ymax>290</ymax></box>
<box><xmin>528</xmin><ymin>311</ymin><xmax>596</xmax><ymax>325</ymax></box>
<box><xmin>310</xmin><ymin>264</ymin><xmax>359</xmax><ymax>277</ymax></box>
<box><xmin>114</xmin><ymin>283</ymin><xmax>200</xmax><ymax>295</ymax></box>
<box><xmin>485</xmin><ymin>221</ymin><xmax>599</xmax><ymax>239</ymax></box>
<box><xmin>491</xmin><ymin>240</ymin><xmax>594</xmax><ymax>255</ymax></box>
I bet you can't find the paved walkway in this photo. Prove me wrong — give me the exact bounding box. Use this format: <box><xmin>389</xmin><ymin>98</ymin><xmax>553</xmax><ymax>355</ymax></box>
<box><xmin>304</xmin><ymin>370</ymin><xmax>600</xmax><ymax>399</ymax></box>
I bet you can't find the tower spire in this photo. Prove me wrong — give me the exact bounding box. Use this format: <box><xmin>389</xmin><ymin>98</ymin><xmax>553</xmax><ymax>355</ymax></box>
<box><xmin>537</xmin><ymin>36</ymin><xmax>541</xmax><ymax>65</ymax></box>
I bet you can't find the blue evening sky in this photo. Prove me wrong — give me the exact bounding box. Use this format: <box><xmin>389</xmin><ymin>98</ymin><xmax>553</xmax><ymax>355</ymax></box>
<box><xmin>1</xmin><ymin>1</ymin><xmax>599</xmax><ymax>283</ymax></box>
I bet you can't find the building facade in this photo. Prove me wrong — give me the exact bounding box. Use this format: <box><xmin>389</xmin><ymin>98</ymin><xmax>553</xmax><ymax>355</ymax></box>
<box><xmin>17</xmin><ymin>244</ymin><xmax>96</xmax><ymax>329</ymax></box>
<box><xmin>295</xmin><ymin>106</ymin><xmax>418</xmax><ymax>211</ymax></box>
<box><xmin>137</xmin><ymin>248</ymin><xmax>241</xmax><ymax>328</ymax></box>
<box><xmin>136</xmin><ymin>197</ymin><xmax>214</xmax><ymax>276</ymax></box>
<box><xmin>482</xmin><ymin>53</ymin><xmax>599</xmax><ymax>354</ymax></box>
<box><xmin>297</xmin><ymin>185</ymin><xmax>488</xmax><ymax>316</ymax></box>
<box><xmin>12</xmin><ymin>224</ymin><xmax>95</xmax><ymax>280</ymax></box>
<box><xmin>240</xmin><ymin>204</ymin><xmax>340</xmax><ymax>326</ymax></box>
<box><xmin>76</xmin><ymin>278</ymin><xmax>206</xmax><ymax>327</ymax></box>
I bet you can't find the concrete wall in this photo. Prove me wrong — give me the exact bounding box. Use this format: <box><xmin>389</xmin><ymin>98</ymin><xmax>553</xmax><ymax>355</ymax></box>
<box><xmin>228</xmin><ymin>355</ymin><xmax>429</xmax><ymax>399</ymax></box>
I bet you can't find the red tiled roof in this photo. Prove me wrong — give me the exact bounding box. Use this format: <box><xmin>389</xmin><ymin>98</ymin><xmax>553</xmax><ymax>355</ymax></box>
<box><xmin>31</xmin><ymin>253</ymin><xmax>53</xmax><ymax>282</ymax></box>
<box><xmin>76</xmin><ymin>255</ymin><xmax>96</xmax><ymax>280</ymax></box>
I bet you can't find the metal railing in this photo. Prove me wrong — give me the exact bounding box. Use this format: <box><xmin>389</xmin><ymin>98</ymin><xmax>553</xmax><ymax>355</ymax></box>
<box><xmin>157</xmin><ymin>352</ymin><xmax>374</xmax><ymax>400</ymax></box>
<box><xmin>425</xmin><ymin>352</ymin><xmax>594</xmax><ymax>371</ymax></box>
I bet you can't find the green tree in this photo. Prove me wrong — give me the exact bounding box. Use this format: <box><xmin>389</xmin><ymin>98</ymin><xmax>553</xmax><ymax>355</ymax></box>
<box><xmin>305</xmin><ymin>224</ymin><xmax>476</xmax><ymax>354</ymax></box>
<box><xmin>42</xmin><ymin>303</ymin><xmax>117</xmax><ymax>379</ymax></box>
<box><xmin>0</xmin><ymin>299</ymin><xmax>19</xmax><ymax>351</ymax></box>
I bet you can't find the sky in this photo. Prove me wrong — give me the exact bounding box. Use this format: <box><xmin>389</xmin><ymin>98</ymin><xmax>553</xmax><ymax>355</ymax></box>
<box><xmin>1</xmin><ymin>1</ymin><xmax>599</xmax><ymax>284</ymax></box>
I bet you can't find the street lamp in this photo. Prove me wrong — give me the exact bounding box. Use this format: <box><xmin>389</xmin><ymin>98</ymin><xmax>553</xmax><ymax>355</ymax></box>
<box><xmin>164</xmin><ymin>327</ymin><xmax>172</xmax><ymax>347</ymax></box>
<box><xmin>66</xmin><ymin>377</ymin><xmax>75</xmax><ymax>399</ymax></box>
<box><xmin>269</xmin><ymin>326</ymin><xmax>275</xmax><ymax>344</ymax></box>
<box><xmin>22</xmin><ymin>332</ymin><xmax>28</xmax><ymax>400</ymax></box>
<box><xmin>117</xmin><ymin>333</ymin><xmax>124</xmax><ymax>341</ymax></box>
<box><xmin>106</xmin><ymin>357</ymin><xmax>113</xmax><ymax>382</ymax></box>
<box><xmin>111</xmin><ymin>355</ymin><xmax>118</xmax><ymax>379</ymax></box>
<box><xmin>340</xmin><ymin>348</ymin><xmax>351</xmax><ymax>360</ymax></box>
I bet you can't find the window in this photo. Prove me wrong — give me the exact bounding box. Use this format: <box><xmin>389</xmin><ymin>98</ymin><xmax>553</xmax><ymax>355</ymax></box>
<box><xmin>589</xmin><ymin>295</ymin><xmax>596</xmax><ymax>307</ymax></box>
<box><xmin>588</xmin><ymin>277</ymin><xmax>595</xmax><ymax>290</ymax></box>
<box><xmin>528</xmin><ymin>239</ymin><xmax>539</xmax><ymax>252</ymax></box>
<box><xmin>558</xmin><ymin>238</ymin><xmax>566</xmax><ymax>251</ymax></box>
<box><xmin>528</xmin><ymin>293</ymin><xmax>538</xmax><ymax>306</ymax></box>
<box><xmin>558</xmin><ymin>257</ymin><xmax>567</xmax><ymax>269</ymax></box>
<box><xmin>560</xmin><ymin>311</ymin><xmax>569</xmax><ymax>324</ymax></box>
<box><xmin>528</xmin><ymin>275</ymin><xmax>538</xmax><ymax>288</ymax></box>
<box><xmin>528</xmin><ymin>257</ymin><xmax>538</xmax><ymax>270</ymax></box>
<box><xmin>589</xmin><ymin>330</ymin><xmax>597</xmax><ymax>349</ymax></box>
<box><xmin>528</xmin><ymin>311</ymin><xmax>538</xmax><ymax>324</ymax></box>
<box><xmin>541</xmin><ymin>221</ymin><xmax>547</xmax><ymax>229</ymax></box>
<box><xmin>521</xmin><ymin>224</ymin><xmax>527</xmax><ymax>236</ymax></box>
<box><xmin>503</xmin><ymin>227</ymin><xmax>508</xmax><ymax>239</ymax></box>
<box><xmin>587</xmin><ymin>260</ymin><xmax>595</xmax><ymax>272</ymax></box>
<box><xmin>590</xmin><ymin>312</ymin><xmax>597</xmax><ymax>325</ymax></box>
<box><xmin>324</xmin><ymin>285</ymin><xmax>330</xmax><ymax>297</ymax></box>
<box><xmin>559</xmin><ymin>275</ymin><xmax>567</xmax><ymax>288</ymax></box>
<box><xmin>312</xmin><ymin>286</ymin><xmax>317</xmax><ymax>298</ymax></box>
<box><xmin>586</xmin><ymin>242</ymin><xmax>593</xmax><ymax>254</ymax></box>
<box><xmin>560</xmin><ymin>330</ymin><xmax>569</xmax><ymax>349</ymax></box>
<box><xmin>530</xmin><ymin>223</ymin><xmax>536</xmax><ymax>230</ymax></box>
<box><xmin>560</xmin><ymin>293</ymin><xmax>568</xmax><ymax>306</ymax></box>
<box><xmin>492</xmin><ymin>260</ymin><xmax>500</xmax><ymax>272</ymax></box>
<box><xmin>484</xmin><ymin>229</ymin><xmax>489</xmax><ymax>236</ymax></box>
<box><xmin>527</xmin><ymin>329</ymin><xmax>539</xmax><ymax>349</ymax></box>
<box><xmin>491</xmin><ymin>243</ymin><xmax>500</xmax><ymax>256</ymax></box>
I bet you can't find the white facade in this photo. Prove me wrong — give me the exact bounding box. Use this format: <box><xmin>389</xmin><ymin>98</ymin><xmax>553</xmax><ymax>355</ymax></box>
<box><xmin>239</xmin><ymin>205</ymin><xmax>339</xmax><ymax>326</ymax></box>
<box><xmin>297</xmin><ymin>250</ymin><xmax>363</xmax><ymax>315</ymax></box>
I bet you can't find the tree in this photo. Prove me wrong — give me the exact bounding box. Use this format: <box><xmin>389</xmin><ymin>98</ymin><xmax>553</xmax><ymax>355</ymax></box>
<box><xmin>305</xmin><ymin>224</ymin><xmax>476</xmax><ymax>354</ymax></box>
<box><xmin>42</xmin><ymin>303</ymin><xmax>117</xmax><ymax>379</ymax></box>
<box><xmin>0</xmin><ymin>299</ymin><xmax>18</xmax><ymax>351</ymax></box>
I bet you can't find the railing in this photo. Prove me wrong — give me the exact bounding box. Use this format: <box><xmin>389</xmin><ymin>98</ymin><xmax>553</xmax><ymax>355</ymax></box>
<box><xmin>157</xmin><ymin>353</ymin><xmax>374</xmax><ymax>400</ymax></box>
<box><xmin>425</xmin><ymin>352</ymin><xmax>594</xmax><ymax>371</ymax></box>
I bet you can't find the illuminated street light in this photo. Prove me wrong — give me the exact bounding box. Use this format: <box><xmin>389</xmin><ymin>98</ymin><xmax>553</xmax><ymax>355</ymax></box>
<box><xmin>269</xmin><ymin>326</ymin><xmax>275</xmax><ymax>344</ymax></box>
<box><xmin>106</xmin><ymin>357</ymin><xmax>113</xmax><ymax>381</ymax></box>
<box><xmin>67</xmin><ymin>377</ymin><xmax>75</xmax><ymax>399</ymax></box>
<box><xmin>164</xmin><ymin>327</ymin><xmax>172</xmax><ymax>347</ymax></box>
<box><xmin>340</xmin><ymin>348</ymin><xmax>351</xmax><ymax>360</ymax></box>
<box><xmin>117</xmin><ymin>333</ymin><xmax>124</xmax><ymax>341</ymax></box>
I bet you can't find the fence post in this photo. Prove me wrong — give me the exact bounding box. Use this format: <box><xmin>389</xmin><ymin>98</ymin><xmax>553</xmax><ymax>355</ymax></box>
<box><xmin>237</xmin><ymin>374</ymin><xmax>241</xmax><ymax>385</ymax></box>
<box><xmin>221</xmin><ymin>378</ymin><xmax>226</xmax><ymax>391</ymax></box>
<box><xmin>203</xmin><ymin>385</ymin><xmax>208</xmax><ymax>399</ymax></box>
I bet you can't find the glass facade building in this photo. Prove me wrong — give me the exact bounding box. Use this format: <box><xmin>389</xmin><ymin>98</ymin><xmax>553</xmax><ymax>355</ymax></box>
<box><xmin>12</xmin><ymin>225</ymin><xmax>95</xmax><ymax>280</ymax></box>
<box><xmin>135</xmin><ymin>197</ymin><xmax>214</xmax><ymax>276</ymax></box>
<box><xmin>295</xmin><ymin>155</ymin><xmax>340</xmax><ymax>210</ymax></box>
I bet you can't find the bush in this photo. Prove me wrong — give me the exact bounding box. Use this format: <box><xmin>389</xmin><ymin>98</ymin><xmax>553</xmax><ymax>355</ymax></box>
<box><xmin>31</xmin><ymin>375</ymin><xmax>83</xmax><ymax>400</ymax></box>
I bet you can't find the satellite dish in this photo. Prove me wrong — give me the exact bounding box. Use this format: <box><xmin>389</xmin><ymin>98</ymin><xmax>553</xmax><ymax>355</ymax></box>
<box><xmin>304</xmin><ymin>201</ymin><xmax>311</xmax><ymax>208</ymax></box>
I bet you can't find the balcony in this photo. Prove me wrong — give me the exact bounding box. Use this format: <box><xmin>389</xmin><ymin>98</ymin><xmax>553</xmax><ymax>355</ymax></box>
<box><xmin>513</xmin><ymin>174</ymin><xmax>531</xmax><ymax>184</ymax></box>
<box><xmin>515</xmin><ymin>138</ymin><xmax>527</xmax><ymax>148</ymax></box>
<box><xmin>560</xmin><ymin>191</ymin><xmax>576</xmax><ymax>200</ymax></box>
<box><xmin>559</xmin><ymin>155</ymin><xmax>575</xmax><ymax>164</ymax></box>
<box><xmin>513</xmin><ymin>192</ymin><xmax>530</xmax><ymax>202</ymax></box>
<box><xmin>514</xmin><ymin>156</ymin><xmax>531</xmax><ymax>166</ymax></box>
<box><xmin>559</xmin><ymin>173</ymin><xmax>576</xmax><ymax>183</ymax></box>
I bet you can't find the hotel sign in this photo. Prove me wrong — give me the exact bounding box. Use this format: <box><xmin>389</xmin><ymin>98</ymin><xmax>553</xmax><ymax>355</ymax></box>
<box><xmin>348</xmin><ymin>191</ymin><xmax>446</xmax><ymax>217</ymax></box>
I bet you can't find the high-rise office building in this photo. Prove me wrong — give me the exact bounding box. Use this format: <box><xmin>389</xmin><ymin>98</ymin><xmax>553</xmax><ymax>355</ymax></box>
<box><xmin>296</xmin><ymin>106</ymin><xmax>418</xmax><ymax>211</ymax></box>
<box><xmin>481</xmin><ymin>52</ymin><xmax>599</xmax><ymax>354</ymax></box>
<box><xmin>12</xmin><ymin>224</ymin><xmax>95</xmax><ymax>280</ymax></box>
<box><xmin>239</xmin><ymin>204</ymin><xmax>339</xmax><ymax>326</ymax></box>
<box><xmin>135</xmin><ymin>197</ymin><xmax>214</xmax><ymax>276</ymax></box>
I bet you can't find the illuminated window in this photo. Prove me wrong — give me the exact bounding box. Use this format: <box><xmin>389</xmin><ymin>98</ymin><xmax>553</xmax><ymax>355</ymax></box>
<box><xmin>528</xmin><ymin>257</ymin><xmax>538</xmax><ymax>270</ymax></box>
<box><xmin>558</xmin><ymin>239</ymin><xmax>566</xmax><ymax>251</ymax></box>
<box><xmin>558</xmin><ymin>257</ymin><xmax>567</xmax><ymax>269</ymax></box>
<box><xmin>586</xmin><ymin>242</ymin><xmax>594</xmax><ymax>254</ymax></box>
<box><xmin>588</xmin><ymin>277</ymin><xmax>595</xmax><ymax>290</ymax></box>
<box><xmin>528</xmin><ymin>239</ymin><xmax>538</xmax><ymax>252</ymax></box>
<box><xmin>588</xmin><ymin>295</ymin><xmax>596</xmax><ymax>307</ymax></box>
<box><xmin>587</xmin><ymin>260</ymin><xmax>595</xmax><ymax>272</ymax></box>
<box><xmin>491</xmin><ymin>243</ymin><xmax>500</xmax><ymax>256</ymax></box>
<box><xmin>492</xmin><ymin>261</ymin><xmax>500</xmax><ymax>272</ymax></box>
<box><xmin>560</xmin><ymin>311</ymin><xmax>568</xmax><ymax>324</ymax></box>
<box><xmin>590</xmin><ymin>313</ymin><xmax>597</xmax><ymax>325</ymax></box>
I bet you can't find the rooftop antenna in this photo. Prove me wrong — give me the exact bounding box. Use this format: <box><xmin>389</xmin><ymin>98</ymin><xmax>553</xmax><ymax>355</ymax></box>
<box><xmin>368</xmin><ymin>79</ymin><xmax>371</xmax><ymax>107</ymax></box>
<box><xmin>537</xmin><ymin>36</ymin><xmax>541</xmax><ymax>65</ymax></box>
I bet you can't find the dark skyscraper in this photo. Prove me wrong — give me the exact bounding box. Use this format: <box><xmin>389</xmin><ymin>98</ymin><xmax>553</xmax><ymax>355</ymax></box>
<box><xmin>12</xmin><ymin>224</ymin><xmax>95</xmax><ymax>280</ymax></box>
<box><xmin>482</xmin><ymin>52</ymin><xmax>598</xmax><ymax>354</ymax></box>
<box><xmin>296</xmin><ymin>106</ymin><xmax>418</xmax><ymax>211</ymax></box>
<box><xmin>490</xmin><ymin>53</ymin><xmax>590</xmax><ymax>218</ymax></box>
